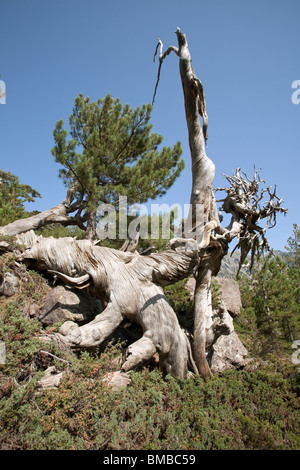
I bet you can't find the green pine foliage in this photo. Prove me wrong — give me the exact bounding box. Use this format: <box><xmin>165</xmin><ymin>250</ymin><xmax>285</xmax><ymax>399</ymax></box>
<box><xmin>285</xmin><ymin>224</ymin><xmax>300</xmax><ymax>270</ymax></box>
<box><xmin>36</xmin><ymin>223</ymin><xmax>85</xmax><ymax>240</ymax></box>
<box><xmin>0</xmin><ymin>170</ymin><xmax>41</xmax><ymax>226</ymax></box>
<box><xmin>237</xmin><ymin>246</ymin><xmax>300</xmax><ymax>359</ymax></box>
<box><xmin>51</xmin><ymin>93</ymin><xmax>184</xmax><ymax>216</ymax></box>
<box><xmin>0</xmin><ymin>199</ymin><xmax>299</xmax><ymax>449</ymax></box>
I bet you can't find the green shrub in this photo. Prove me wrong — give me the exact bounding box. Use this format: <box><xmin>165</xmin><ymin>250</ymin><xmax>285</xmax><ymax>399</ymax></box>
<box><xmin>1</xmin><ymin>230</ymin><xmax>299</xmax><ymax>450</ymax></box>
<box><xmin>1</xmin><ymin>347</ymin><xmax>299</xmax><ymax>450</ymax></box>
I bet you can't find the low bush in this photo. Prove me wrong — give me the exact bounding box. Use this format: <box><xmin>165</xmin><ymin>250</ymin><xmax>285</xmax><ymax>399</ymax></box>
<box><xmin>0</xmin><ymin>245</ymin><xmax>299</xmax><ymax>450</ymax></box>
<box><xmin>0</xmin><ymin>337</ymin><xmax>299</xmax><ymax>450</ymax></box>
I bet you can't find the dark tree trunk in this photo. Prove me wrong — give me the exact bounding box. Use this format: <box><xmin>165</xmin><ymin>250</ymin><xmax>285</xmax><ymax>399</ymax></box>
<box><xmin>85</xmin><ymin>210</ymin><xmax>97</xmax><ymax>240</ymax></box>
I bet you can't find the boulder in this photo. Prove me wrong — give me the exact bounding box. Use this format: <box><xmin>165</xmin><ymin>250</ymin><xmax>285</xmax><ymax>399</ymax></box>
<box><xmin>39</xmin><ymin>285</ymin><xmax>104</xmax><ymax>326</ymax></box>
<box><xmin>102</xmin><ymin>370</ymin><xmax>132</xmax><ymax>391</ymax></box>
<box><xmin>0</xmin><ymin>272</ymin><xmax>19</xmax><ymax>297</ymax></box>
<box><xmin>186</xmin><ymin>275</ymin><xmax>248</xmax><ymax>372</ymax></box>
<box><xmin>208</xmin><ymin>331</ymin><xmax>249</xmax><ymax>373</ymax></box>
<box><xmin>185</xmin><ymin>276</ymin><xmax>242</xmax><ymax>317</ymax></box>
<box><xmin>36</xmin><ymin>366</ymin><xmax>65</xmax><ymax>390</ymax></box>
<box><xmin>22</xmin><ymin>300</ymin><xmax>39</xmax><ymax>319</ymax></box>
<box><xmin>214</xmin><ymin>277</ymin><xmax>242</xmax><ymax>317</ymax></box>
<box><xmin>0</xmin><ymin>341</ymin><xmax>6</xmax><ymax>365</ymax></box>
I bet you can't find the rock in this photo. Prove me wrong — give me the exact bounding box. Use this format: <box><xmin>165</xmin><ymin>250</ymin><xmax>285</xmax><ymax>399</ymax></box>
<box><xmin>58</xmin><ymin>320</ymin><xmax>80</xmax><ymax>336</ymax></box>
<box><xmin>185</xmin><ymin>276</ymin><xmax>242</xmax><ymax>317</ymax></box>
<box><xmin>102</xmin><ymin>370</ymin><xmax>131</xmax><ymax>391</ymax></box>
<box><xmin>0</xmin><ymin>341</ymin><xmax>6</xmax><ymax>365</ymax></box>
<box><xmin>208</xmin><ymin>331</ymin><xmax>249</xmax><ymax>374</ymax></box>
<box><xmin>22</xmin><ymin>300</ymin><xmax>39</xmax><ymax>319</ymax></box>
<box><xmin>214</xmin><ymin>277</ymin><xmax>242</xmax><ymax>317</ymax></box>
<box><xmin>206</xmin><ymin>306</ymin><xmax>234</xmax><ymax>350</ymax></box>
<box><xmin>39</xmin><ymin>285</ymin><xmax>104</xmax><ymax>326</ymax></box>
<box><xmin>0</xmin><ymin>272</ymin><xmax>19</xmax><ymax>296</ymax></box>
<box><xmin>0</xmin><ymin>241</ymin><xmax>10</xmax><ymax>251</ymax></box>
<box><xmin>36</xmin><ymin>366</ymin><xmax>65</xmax><ymax>389</ymax></box>
<box><xmin>185</xmin><ymin>275</ymin><xmax>248</xmax><ymax>373</ymax></box>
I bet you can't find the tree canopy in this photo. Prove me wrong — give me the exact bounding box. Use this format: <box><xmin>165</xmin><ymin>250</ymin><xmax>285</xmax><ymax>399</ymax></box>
<box><xmin>51</xmin><ymin>93</ymin><xmax>184</xmax><ymax>238</ymax></box>
<box><xmin>237</xmin><ymin>242</ymin><xmax>300</xmax><ymax>359</ymax></box>
<box><xmin>285</xmin><ymin>224</ymin><xmax>300</xmax><ymax>271</ymax></box>
<box><xmin>0</xmin><ymin>170</ymin><xmax>41</xmax><ymax>226</ymax></box>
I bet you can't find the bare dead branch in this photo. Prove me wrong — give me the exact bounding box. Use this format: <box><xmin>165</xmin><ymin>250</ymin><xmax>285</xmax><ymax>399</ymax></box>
<box><xmin>215</xmin><ymin>168</ymin><xmax>288</xmax><ymax>272</ymax></box>
<box><xmin>152</xmin><ymin>35</ymin><xmax>179</xmax><ymax>105</ymax></box>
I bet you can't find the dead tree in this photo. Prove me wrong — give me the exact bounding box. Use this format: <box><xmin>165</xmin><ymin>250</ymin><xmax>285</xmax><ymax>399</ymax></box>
<box><xmin>152</xmin><ymin>28</ymin><xmax>287</xmax><ymax>378</ymax></box>
<box><xmin>19</xmin><ymin>232</ymin><xmax>202</xmax><ymax>378</ymax></box>
<box><xmin>0</xmin><ymin>28</ymin><xmax>287</xmax><ymax>380</ymax></box>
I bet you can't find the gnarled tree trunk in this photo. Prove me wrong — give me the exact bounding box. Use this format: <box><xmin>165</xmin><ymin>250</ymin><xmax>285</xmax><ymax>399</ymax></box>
<box><xmin>1</xmin><ymin>28</ymin><xmax>287</xmax><ymax>381</ymax></box>
<box><xmin>152</xmin><ymin>28</ymin><xmax>287</xmax><ymax>378</ymax></box>
<box><xmin>153</xmin><ymin>29</ymin><xmax>223</xmax><ymax>377</ymax></box>
<box><xmin>19</xmin><ymin>233</ymin><xmax>201</xmax><ymax>378</ymax></box>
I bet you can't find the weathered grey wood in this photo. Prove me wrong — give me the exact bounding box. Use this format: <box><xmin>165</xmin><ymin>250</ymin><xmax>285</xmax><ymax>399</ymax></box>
<box><xmin>0</xmin><ymin>185</ymin><xmax>86</xmax><ymax>237</ymax></box>
<box><xmin>154</xmin><ymin>28</ymin><xmax>222</xmax><ymax>377</ymax></box>
<box><xmin>152</xmin><ymin>28</ymin><xmax>287</xmax><ymax>378</ymax></box>
<box><xmin>121</xmin><ymin>336</ymin><xmax>157</xmax><ymax>372</ymax></box>
<box><xmin>214</xmin><ymin>168</ymin><xmax>288</xmax><ymax>273</ymax></box>
<box><xmin>36</xmin><ymin>366</ymin><xmax>65</xmax><ymax>390</ymax></box>
<box><xmin>0</xmin><ymin>28</ymin><xmax>287</xmax><ymax>380</ymax></box>
<box><xmin>20</xmin><ymin>235</ymin><xmax>200</xmax><ymax>377</ymax></box>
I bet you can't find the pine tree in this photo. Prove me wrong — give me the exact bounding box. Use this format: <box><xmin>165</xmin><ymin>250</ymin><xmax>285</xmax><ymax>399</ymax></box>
<box><xmin>0</xmin><ymin>170</ymin><xmax>41</xmax><ymax>226</ymax></box>
<box><xmin>239</xmin><ymin>251</ymin><xmax>300</xmax><ymax>358</ymax></box>
<box><xmin>285</xmin><ymin>223</ymin><xmax>300</xmax><ymax>307</ymax></box>
<box><xmin>51</xmin><ymin>93</ymin><xmax>184</xmax><ymax>239</ymax></box>
<box><xmin>285</xmin><ymin>224</ymin><xmax>300</xmax><ymax>270</ymax></box>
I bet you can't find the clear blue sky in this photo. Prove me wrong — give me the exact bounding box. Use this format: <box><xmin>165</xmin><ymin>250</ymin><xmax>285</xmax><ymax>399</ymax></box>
<box><xmin>0</xmin><ymin>0</ymin><xmax>299</xmax><ymax>250</ymax></box>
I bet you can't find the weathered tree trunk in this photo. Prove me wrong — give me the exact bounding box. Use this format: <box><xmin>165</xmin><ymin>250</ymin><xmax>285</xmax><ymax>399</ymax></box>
<box><xmin>153</xmin><ymin>30</ymin><xmax>219</xmax><ymax>377</ymax></box>
<box><xmin>0</xmin><ymin>185</ymin><xmax>86</xmax><ymax>237</ymax></box>
<box><xmin>1</xmin><ymin>28</ymin><xmax>287</xmax><ymax>381</ymax></box>
<box><xmin>153</xmin><ymin>28</ymin><xmax>287</xmax><ymax>378</ymax></box>
<box><xmin>153</xmin><ymin>28</ymin><xmax>286</xmax><ymax>378</ymax></box>
<box><xmin>85</xmin><ymin>210</ymin><xmax>97</xmax><ymax>240</ymax></box>
<box><xmin>175</xmin><ymin>29</ymin><xmax>218</xmax><ymax>378</ymax></box>
<box><xmin>19</xmin><ymin>234</ymin><xmax>200</xmax><ymax>378</ymax></box>
<box><xmin>155</xmin><ymin>29</ymin><xmax>223</xmax><ymax>377</ymax></box>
